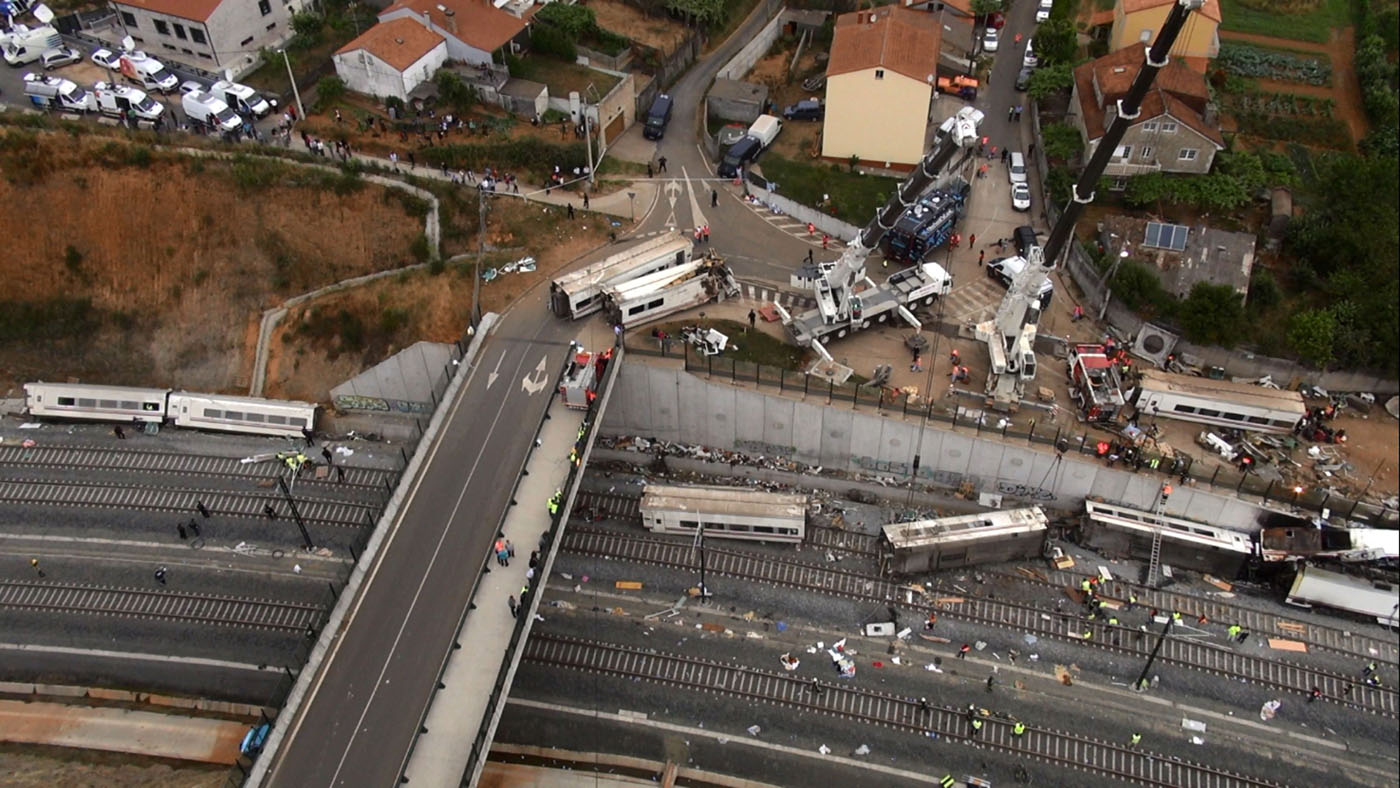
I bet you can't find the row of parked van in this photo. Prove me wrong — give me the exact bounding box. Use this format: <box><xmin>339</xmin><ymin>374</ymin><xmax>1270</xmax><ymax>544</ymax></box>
<box><xmin>24</xmin><ymin>69</ymin><xmax>273</xmax><ymax>131</ymax></box>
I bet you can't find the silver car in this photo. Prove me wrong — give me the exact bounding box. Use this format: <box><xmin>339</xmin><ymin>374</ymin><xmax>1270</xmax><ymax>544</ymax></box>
<box><xmin>41</xmin><ymin>46</ymin><xmax>80</xmax><ymax>70</ymax></box>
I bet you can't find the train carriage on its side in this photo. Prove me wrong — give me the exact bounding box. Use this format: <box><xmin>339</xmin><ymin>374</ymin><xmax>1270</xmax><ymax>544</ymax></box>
<box><xmin>1078</xmin><ymin>499</ymin><xmax>1255</xmax><ymax>579</ymax></box>
<box><xmin>167</xmin><ymin>392</ymin><xmax>317</xmax><ymax>438</ymax></box>
<box><xmin>23</xmin><ymin>382</ymin><xmax>316</xmax><ymax>439</ymax></box>
<box><xmin>24</xmin><ymin>383</ymin><xmax>169</xmax><ymax>423</ymax></box>
<box><xmin>1129</xmin><ymin>370</ymin><xmax>1306</xmax><ymax>435</ymax></box>
<box><xmin>640</xmin><ymin>484</ymin><xmax>807</xmax><ymax>544</ymax></box>
<box><xmin>880</xmin><ymin>507</ymin><xmax>1049</xmax><ymax>575</ymax></box>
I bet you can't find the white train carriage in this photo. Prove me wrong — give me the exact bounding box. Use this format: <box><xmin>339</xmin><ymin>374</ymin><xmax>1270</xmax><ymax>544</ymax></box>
<box><xmin>24</xmin><ymin>382</ymin><xmax>170</xmax><ymax>423</ymax></box>
<box><xmin>167</xmin><ymin>392</ymin><xmax>317</xmax><ymax>437</ymax></box>
<box><xmin>1285</xmin><ymin>565</ymin><xmax>1400</xmax><ymax>626</ymax></box>
<box><xmin>549</xmin><ymin>232</ymin><xmax>693</xmax><ymax>320</ymax></box>
<box><xmin>1079</xmin><ymin>499</ymin><xmax>1255</xmax><ymax>579</ymax></box>
<box><xmin>640</xmin><ymin>483</ymin><xmax>807</xmax><ymax>544</ymax></box>
<box><xmin>881</xmin><ymin>507</ymin><xmax>1049</xmax><ymax>575</ymax></box>
<box><xmin>1130</xmin><ymin>370</ymin><xmax>1306</xmax><ymax>434</ymax></box>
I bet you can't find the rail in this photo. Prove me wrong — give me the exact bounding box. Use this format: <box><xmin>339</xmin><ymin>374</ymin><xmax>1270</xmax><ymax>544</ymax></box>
<box><xmin>0</xmin><ymin>579</ymin><xmax>323</xmax><ymax>631</ymax></box>
<box><xmin>524</xmin><ymin>633</ymin><xmax>1284</xmax><ymax>788</ymax></box>
<box><xmin>0</xmin><ymin>444</ymin><xmax>394</xmax><ymax>491</ymax></box>
<box><xmin>559</xmin><ymin>528</ymin><xmax>1398</xmax><ymax>718</ymax></box>
<box><xmin>0</xmin><ymin>478</ymin><xmax>376</xmax><ymax>528</ymax></box>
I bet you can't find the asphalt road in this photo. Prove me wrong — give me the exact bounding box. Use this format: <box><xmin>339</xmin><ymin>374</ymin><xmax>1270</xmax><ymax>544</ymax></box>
<box><xmin>261</xmin><ymin>294</ymin><xmax>578</xmax><ymax>787</ymax></box>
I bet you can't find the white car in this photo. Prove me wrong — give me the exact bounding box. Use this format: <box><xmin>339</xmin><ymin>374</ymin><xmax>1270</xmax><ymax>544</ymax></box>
<box><xmin>1011</xmin><ymin>182</ymin><xmax>1032</xmax><ymax>211</ymax></box>
<box><xmin>179</xmin><ymin>79</ymin><xmax>205</xmax><ymax>95</ymax></box>
<box><xmin>1036</xmin><ymin>0</ymin><xmax>1054</xmax><ymax>23</ymax></box>
<box><xmin>1023</xmin><ymin>38</ymin><xmax>1039</xmax><ymax>68</ymax></box>
<box><xmin>40</xmin><ymin>45</ymin><xmax>80</xmax><ymax>70</ymax></box>
<box><xmin>90</xmin><ymin>47</ymin><xmax>121</xmax><ymax>70</ymax></box>
<box><xmin>982</xmin><ymin>28</ymin><xmax>1000</xmax><ymax>53</ymax></box>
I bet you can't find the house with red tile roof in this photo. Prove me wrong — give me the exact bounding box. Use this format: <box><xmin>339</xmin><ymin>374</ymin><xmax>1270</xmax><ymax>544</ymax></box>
<box><xmin>333</xmin><ymin>16</ymin><xmax>448</xmax><ymax>101</ymax></box>
<box><xmin>377</xmin><ymin>0</ymin><xmax>534</xmax><ymax>66</ymax></box>
<box><xmin>110</xmin><ymin>0</ymin><xmax>304</xmax><ymax>75</ymax></box>
<box><xmin>1068</xmin><ymin>45</ymin><xmax>1224</xmax><ymax>183</ymax></box>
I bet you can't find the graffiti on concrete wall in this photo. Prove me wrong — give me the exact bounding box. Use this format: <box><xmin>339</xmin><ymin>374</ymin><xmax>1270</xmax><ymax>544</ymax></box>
<box><xmin>736</xmin><ymin>440</ymin><xmax>797</xmax><ymax>457</ymax></box>
<box><xmin>850</xmin><ymin>454</ymin><xmax>1054</xmax><ymax>500</ymax></box>
<box><xmin>995</xmin><ymin>481</ymin><xmax>1056</xmax><ymax>501</ymax></box>
<box><xmin>333</xmin><ymin>394</ymin><xmax>433</xmax><ymax>414</ymax></box>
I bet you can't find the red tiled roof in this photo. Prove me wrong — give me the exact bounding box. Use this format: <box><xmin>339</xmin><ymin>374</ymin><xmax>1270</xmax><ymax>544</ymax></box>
<box><xmin>1121</xmin><ymin>0</ymin><xmax>1222</xmax><ymax>24</ymax></box>
<box><xmin>380</xmin><ymin>0</ymin><xmax>532</xmax><ymax>53</ymax></box>
<box><xmin>111</xmin><ymin>0</ymin><xmax>222</xmax><ymax>23</ymax></box>
<box><xmin>336</xmin><ymin>17</ymin><xmax>445</xmax><ymax>72</ymax></box>
<box><xmin>828</xmin><ymin>5</ymin><xmax>941</xmax><ymax>84</ymax></box>
<box><xmin>1073</xmin><ymin>48</ymin><xmax>1223</xmax><ymax>147</ymax></box>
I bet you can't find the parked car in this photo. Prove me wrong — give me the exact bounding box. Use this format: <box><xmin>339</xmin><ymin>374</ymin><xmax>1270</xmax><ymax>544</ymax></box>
<box><xmin>40</xmin><ymin>45</ymin><xmax>79</xmax><ymax>70</ymax></box>
<box><xmin>1036</xmin><ymin>0</ymin><xmax>1054</xmax><ymax>23</ymax></box>
<box><xmin>1011</xmin><ymin>181</ymin><xmax>1031</xmax><ymax>211</ymax></box>
<box><xmin>1023</xmin><ymin>38</ymin><xmax>1039</xmax><ymax>68</ymax></box>
<box><xmin>90</xmin><ymin>47</ymin><xmax>121</xmax><ymax>70</ymax></box>
<box><xmin>1007</xmin><ymin>151</ymin><xmax>1027</xmax><ymax>184</ymax></box>
<box><xmin>783</xmin><ymin>98</ymin><xmax>824</xmax><ymax>121</ymax></box>
<box><xmin>988</xmin><ymin>255</ymin><xmax>1054</xmax><ymax>307</ymax></box>
<box><xmin>982</xmin><ymin>28</ymin><xmax>1000</xmax><ymax>53</ymax></box>
<box><xmin>980</xmin><ymin>11</ymin><xmax>1006</xmax><ymax>29</ymax></box>
<box><xmin>1015</xmin><ymin>66</ymin><xmax>1034</xmax><ymax>91</ymax></box>
<box><xmin>179</xmin><ymin>79</ymin><xmax>205</xmax><ymax>95</ymax></box>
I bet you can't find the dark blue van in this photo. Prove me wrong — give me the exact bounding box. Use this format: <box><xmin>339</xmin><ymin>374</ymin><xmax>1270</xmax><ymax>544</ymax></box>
<box><xmin>643</xmin><ymin>94</ymin><xmax>673</xmax><ymax>140</ymax></box>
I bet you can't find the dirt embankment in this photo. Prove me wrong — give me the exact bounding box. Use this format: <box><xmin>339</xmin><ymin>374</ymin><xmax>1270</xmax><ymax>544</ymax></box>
<box><xmin>0</xmin><ymin>131</ymin><xmax>424</xmax><ymax>397</ymax></box>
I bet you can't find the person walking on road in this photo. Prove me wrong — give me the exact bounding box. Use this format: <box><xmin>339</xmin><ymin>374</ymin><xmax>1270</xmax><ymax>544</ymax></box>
<box><xmin>583</xmin><ymin>192</ymin><xmax>590</xmax><ymax>210</ymax></box>
<box><xmin>322</xmin><ymin>447</ymin><xmax>333</xmax><ymax>465</ymax></box>
<box><xmin>188</xmin><ymin>519</ymin><xmax>200</xmax><ymax>537</ymax></box>
<box><xmin>978</xmin><ymin>249</ymin><xmax>985</xmax><ymax>266</ymax></box>
<box><xmin>114</xmin><ymin>425</ymin><xmax>125</xmax><ymax>439</ymax></box>
<box><xmin>567</xmin><ymin>203</ymin><xmax>575</xmax><ymax>220</ymax></box>
<box><xmin>177</xmin><ymin>523</ymin><xmax>187</xmax><ymax>540</ymax></box>
<box><xmin>658</xmin><ymin>156</ymin><xmax>667</xmax><ymax>173</ymax></box>
<box><xmin>154</xmin><ymin>566</ymin><xmax>167</xmax><ymax>585</ymax></box>
<box><xmin>1130</xmin><ymin>732</ymin><xmax>1142</xmax><ymax>746</ymax></box>
<box><xmin>508</xmin><ymin>595</ymin><xmax>519</xmax><ymax>618</ymax></box>
<box><xmin>958</xmin><ymin>643</ymin><xmax>971</xmax><ymax>659</ymax></box>
<box><xmin>748</xmin><ymin>309</ymin><xmax>757</xmax><ymax>330</ymax></box>
<box><xmin>196</xmin><ymin>501</ymin><xmax>211</xmax><ymax>519</ymax></box>
<box><xmin>711</xmin><ymin>189</ymin><xmax>719</xmax><ymax>207</ymax></box>
<box><xmin>264</xmin><ymin>504</ymin><xmax>278</xmax><ymax>520</ymax></box>
<box><xmin>30</xmin><ymin>558</ymin><xmax>44</xmax><ymax>577</ymax></box>
<box><xmin>646</xmin><ymin>163</ymin><xmax>653</xmax><ymax>178</ymax></box>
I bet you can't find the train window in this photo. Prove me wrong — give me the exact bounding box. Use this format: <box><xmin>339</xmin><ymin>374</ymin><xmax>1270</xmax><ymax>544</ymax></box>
<box><xmin>121</xmin><ymin>401</ymin><xmax>138</xmax><ymax>410</ymax></box>
<box><xmin>754</xmin><ymin>526</ymin><xmax>775</xmax><ymax>534</ymax></box>
<box><xmin>57</xmin><ymin>397</ymin><xmax>76</xmax><ymax>406</ymax></box>
<box><xmin>729</xmin><ymin>524</ymin><xmax>750</xmax><ymax>532</ymax></box>
<box><xmin>781</xmin><ymin>528</ymin><xmax>799</xmax><ymax>536</ymax></box>
<box><xmin>647</xmin><ymin>298</ymin><xmax>664</xmax><ymax>310</ymax></box>
<box><xmin>79</xmin><ymin>398</ymin><xmax>97</xmax><ymax>407</ymax></box>
<box><xmin>290</xmin><ymin>417</ymin><xmax>308</xmax><ymax>428</ymax></box>
<box><xmin>143</xmin><ymin>402</ymin><xmax>162</xmax><ymax>411</ymax></box>
<box><xmin>1198</xmin><ymin>408</ymin><xmax>1220</xmax><ymax>418</ymax></box>
<box><xmin>627</xmin><ymin>304</ymin><xmax>646</xmax><ymax>316</ymax></box>
<box><xmin>1172</xmin><ymin>404</ymin><xmax>1196</xmax><ymax>414</ymax></box>
<box><xmin>244</xmin><ymin>413</ymin><xmax>266</xmax><ymax>423</ymax></box>
<box><xmin>225</xmin><ymin>411</ymin><xmax>245</xmax><ymax>420</ymax></box>
<box><xmin>1222</xmin><ymin>412</ymin><xmax>1244</xmax><ymax>421</ymax></box>
<box><xmin>1247</xmin><ymin>416</ymin><xmax>1270</xmax><ymax>425</ymax></box>
<box><xmin>267</xmin><ymin>415</ymin><xmax>287</xmax><ymax>424</ymax></box>
<box><xmin>100</xmin><ymin>399</ymin><xmax>119</xmax><ymax>409</ymax></box>
<box><xmin>679</xmin><ymin>519</ymin><xmax>699</xmax><ymax>530</ymax></box>
<box><xmin>203</xmin><ymin>409</ymin><xmax>222</xmax><ymax>419</ymax></box>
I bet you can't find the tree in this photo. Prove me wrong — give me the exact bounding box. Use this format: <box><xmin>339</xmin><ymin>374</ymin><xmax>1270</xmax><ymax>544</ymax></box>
<box><xmin>1041</xmin><ymin>122</ymin><xmax>1083</xmax><ymax>162</ymax></box>
<box><xmin>314</xmin><ymin>76</ymin><xmax>345</xmax><ymax>111</ymax></box>
<box><xmin>1032</xmin><ymin>18</ymin><xmax>1077</xmax><ymax>66</ymax></box>
<box><xmin>664</xmin><ymin>0</ymin><xmax>725</xmax><ymax>26</ymax></box>
<box><xmin>435</xmin><ymin>71</ymin><xmax>477</xmax><ymax>115</ymax></box>
<box><xmin>1177</xmin><ymin>282</ymin><xmax>1244</xmax><ymax>346</ymax></box>
<box><xmin>970</xmin><ymin>0</ymin><xmax>1004</xmax><ymax>14</ymax></box>
<box><xmin>1246</xmin><ymin>268</ymin><xmax>1281</xmax><ymax>314</ymax></box>
<box><xmin>535</xmin><ymin>3</ymin><xmax>597</xmax><ymax>38</ymax></box>
<box><xmin>1286</xmin><ymin>308</ymin><xmax>1335</xmax><ymax>369</ymax></box>
<box><xmin>1025</xmin><ymin>63</ymin><xmax>1073</xmax><ymax>99</ymax></box>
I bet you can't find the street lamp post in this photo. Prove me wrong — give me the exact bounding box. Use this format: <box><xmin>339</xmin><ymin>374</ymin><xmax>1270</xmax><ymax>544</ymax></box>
<box><xmin>627</xmin><ymin>191</ymin><xmax>636</xmax><ymax>222</ymax></box>
<box><xmin>280</xmin><ymin>49</ymin><xmax>306</xmax><ymax>121</ymax></box>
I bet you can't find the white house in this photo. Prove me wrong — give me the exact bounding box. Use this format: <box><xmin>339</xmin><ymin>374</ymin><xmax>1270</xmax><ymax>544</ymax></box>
<box><xmin>377</xmin><ymin>0</ymin><xmax>533</xmax><ymax>66</ymax></box>
<box><xmin>333</xmin><ymin>16</ymin><xmax>447</xmax><ymax>102</ymax></box>
<box><xmin>110</xmin><ymin>0</ymin><xmax>303</xmax><ymax>76</ymax></box>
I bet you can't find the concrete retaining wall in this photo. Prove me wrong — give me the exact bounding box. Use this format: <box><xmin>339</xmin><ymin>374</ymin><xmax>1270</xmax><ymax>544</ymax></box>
<box><xmin>716</xmin><ymin>3</ymin><xmax>786</xmax><ymax>81</ymax></box>
<box><xmin>601</xmin><ymin>363</ymin><xmax>1296</xmax><ymax>531</ymax></box>
<box><xmin>744</xmin><ymin>175</ymin><xmax>862</xmax><ymax>242</ymax></box>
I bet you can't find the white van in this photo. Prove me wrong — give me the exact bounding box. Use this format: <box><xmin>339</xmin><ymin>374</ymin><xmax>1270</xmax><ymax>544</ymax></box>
<box><xmin>1007</xmin><ymin>151</ymin><xmax>1027</xmax><ymax>184</ymax></box>
<box><xmin>209</xmin><ymin>79</ymin><xmax>274</xmax><ymax>117</ymax></box>
<box><xmin>1</xmin><ymin>24</ymin><xmax>62</xmax><ymax>66</ymax></box>
<box><xmin>182</xmin><ymin>89</ymin><xmax>241</xmax><ymax>132</ymax></box>
<box><xmin>23</xmin><ymin>72</ymin><xmax>96</xmax><ymax>113</ymax></box>
<box><xmin>93</xmin><ymin>81</ymin><xmax>164</xmax><ymax>122</ymax></box>
<box><xmin>746</xmin><ymin>114</ymin><xmax>783</xmax><ymax>149</ymax></box>
<box><xmin>124</xmin><ymin>51</ymin><xmax>179</xmax><ymax>93</ymax></box>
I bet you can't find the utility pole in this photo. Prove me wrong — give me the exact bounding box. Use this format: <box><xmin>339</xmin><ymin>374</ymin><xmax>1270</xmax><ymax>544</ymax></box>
<box><xmin>280</xmin><ymin>49</ymin><xmax>305</xmax><ymax>121</ymax></box>
<box><xmin>472</xmin><ymin>190</ymin><xmax>487</xmax><ymax>327</ymax></box>
<box><xmin>693</xmin><ymin>524</ymin><xmax>711</xmax><ymax>601</ymax></box>
<box><xmin>277</xmin><ymin>477</ymin><xmax>314</xmax><ymax>550</ymax></box>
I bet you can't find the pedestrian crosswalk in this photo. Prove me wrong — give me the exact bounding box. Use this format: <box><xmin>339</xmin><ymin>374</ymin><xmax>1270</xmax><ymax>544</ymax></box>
<box><xmin>739</xmin><ymin>198</ymin><xmax>830</xmax><ymax>244</ymax></box>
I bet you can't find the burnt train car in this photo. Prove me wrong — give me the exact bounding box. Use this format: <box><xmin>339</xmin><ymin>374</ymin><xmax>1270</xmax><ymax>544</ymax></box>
<box><xmin>1078</xmin><ymin>500</ymin><xmax>1254</xmax><ymax>579</ymax></box>
<box><xmin>881</xmin><ymin>507</ymin><xmax>1049</xmax><ymax>575</ymax></box>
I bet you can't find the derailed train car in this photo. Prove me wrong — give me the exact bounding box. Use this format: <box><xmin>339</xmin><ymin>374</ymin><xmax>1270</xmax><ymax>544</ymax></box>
<box><xmin>881</xmin><ymin>507</ymin><xmax>1049</xmax><ymax>575</ymax></box>
<box><xmin>1077</xmin><ymin>500</ymin><xmax>1254</xmax><ymax>579</ymax></box>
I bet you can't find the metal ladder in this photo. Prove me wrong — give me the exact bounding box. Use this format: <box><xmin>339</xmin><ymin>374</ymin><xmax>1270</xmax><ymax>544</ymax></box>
<box><xmin>1146</xmin><ymin>489</ymin><xmax>1166</xmax><ymax>587</ymax></box>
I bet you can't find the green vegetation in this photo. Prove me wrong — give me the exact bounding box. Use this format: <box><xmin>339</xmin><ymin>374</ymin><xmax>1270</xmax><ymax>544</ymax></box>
<box><xmin>1215</xmin><ymin>42</ymin><xmax>1332</xmax><ymax>85</ymax></box>
<box><xmin>1026</xmin><ymin>63</ymin><xmax>1074</xmax><ymax>99</ymax></box>
<box><xmin>1353</xmin><ymin>0</ymin><xmax>1400</xmax><ymax>156</ymax></box>
<box><xmin>313</xmin><ymin>76</ymin><xmax>346</xmax><ymax>113</ymax></box>
<box><xmin>243</xmin><ymin>0</ymin><xmax>375</xmax><ymax>99</ymax></box>
<box><xmin>1124</xmin><ymin>151</ymin><xmax>1294</xmax><ymax>212</ymax></box>
<box><xmin>1041</xmin><ymin>122</ymin><xmax>1083</xmax><ymax>162</ymax></box>
<box><xmin>651</xmin><ymin>319</ymin><xmax>807</xmax><ymax>369</ymax></box>
<box><xmin>0</xmin><ymin>298</ymin><xmax>104</xmax><ymax>342</ymax></box>
<box><xmin>757</xmin><ymin>155</ymin><xmax>901</xmax><ymax>226</ymax></box>
<box><xmin>507</xmin><ymin>56</ymin><xmax>620</xmax><ymax>100</ymax></box>
<box><xmin>1031</xmin><ymin>18</ymin><xmax>1078</xmax><ymax>66</ymax></box>
<box><xmin>1217</xmin><ymin>0</ymin><xmax>1351</xmax><ymax>43</ymax></box>
<box><xmin>417</xmin><ymin>137</ymin><xmax>593</xmax><ymax>181</ymax></box>
<box><xmin>533</xmin><ymin>3</ymin><xmax>630</xmax><ymax>58</ymax></box>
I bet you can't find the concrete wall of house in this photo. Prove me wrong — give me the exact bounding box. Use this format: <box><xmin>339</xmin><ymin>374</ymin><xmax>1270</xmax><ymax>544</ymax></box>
<box><xmin>115</xmin><ymin>0</ymin><xmax>299</xmax><ymax>74</ymax></box>
<box><xmin>1111</xmin><ymin>7</ymin><xmax>1219</xmax><ymax>59</ymax></box>
<box><xmin>377</xmin><ymin>9</ymin><xmax>492</xmax><ymax>65</ymax></box>
<box><xmin>823</xmin><ymin>70</ymin><xmax>930</xmax><ymax>165</ymax></box>
<box><xmin>600</xmin><ymin>362</ymin><xmax>1315</xmax><ymax>531</ymax></box>
<box><xmin>596</xmin><ymin>72</ymin><xmax>636</xmax><ymax>148</ymax></box>
<box><xmin>1093</xmin><ymin>116</ymin><xmax>1216</xmax><ymax>176</ymax></box>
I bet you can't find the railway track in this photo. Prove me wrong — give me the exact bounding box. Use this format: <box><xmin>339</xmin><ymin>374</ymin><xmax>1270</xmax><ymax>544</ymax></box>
<box><xmin>560</xmin><ymin>527</ymin><xmax>1399</xmax><ymax>718</ymax></box>
<box><xmin>0</xmin><ymin>444</ymin><xmax>393</xmax><ymax>490</ymax></box>
<box><xmin>0</xmin><ymin>478</ymin><xmax>377</xmax><ymax>528</ymax></box>
<box><xmin>989</xmin><ymin>568</ymin><xmax>1400</xmax><ymax>667</ymax></box>
<box><xmin>0</xmin><ymin>579</ymin><xmax>323</xmax><ymax>631</ymax></box>
<box><xmin>524</xmin><ymin>633</ymin><xmax>1286</xmax><ymax>788</ymax></box>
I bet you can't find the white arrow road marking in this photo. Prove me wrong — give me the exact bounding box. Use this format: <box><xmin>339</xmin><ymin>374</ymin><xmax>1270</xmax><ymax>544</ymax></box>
<box><xmin>486</xmin><ymin>350</ymin><xmax>507</xmax><ymax>388</ymax></box>
<box><xmin>521</xmin><ymin>356</ymin><xmax>550</xmax><ymax>395</ymax></box>
<box><xmin>664</xmin><ymin>178</ymin><xmax>681</xmax><ymax>229</ymax></box>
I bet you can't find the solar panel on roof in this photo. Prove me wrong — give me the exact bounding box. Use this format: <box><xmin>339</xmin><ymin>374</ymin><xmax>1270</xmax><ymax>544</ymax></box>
<box><xmin>1144</xmin><ymin>221</ymin><xmax>1188</xmax><ymax>251</ymax></box>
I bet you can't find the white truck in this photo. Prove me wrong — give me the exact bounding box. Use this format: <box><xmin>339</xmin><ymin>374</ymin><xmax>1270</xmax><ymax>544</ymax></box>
<box><xmin>209</xmin><ymin>79</ymin><xmax>274</xmax><ymax>117</ymax></box>
<box><xmin>182</xmin><ymin>89</ymin><xmax>241</xmax><ymax>133</ymax></box>
<box><xmin>23</xmin><ymin>72</ymin><xmax>96</xmax><ymax>113</ymax></box>
<box><xmin>1</xmin><ymin>24</ymin><xmax>61</xmax><ymax>66</ymax></box>
<box><xmin>747</xmin><ymin>113</ymin><xmax>782</xmax><ymax>148</ymax></box>
<box><xmin>773</xmin><ymin>107</ymin><xmax>982</xmax><ymax>361</ymax></box>
<box><xmin>93</xmin><ymin>81</ymin><xmax>164</xmax><ymax>122</ymax></box>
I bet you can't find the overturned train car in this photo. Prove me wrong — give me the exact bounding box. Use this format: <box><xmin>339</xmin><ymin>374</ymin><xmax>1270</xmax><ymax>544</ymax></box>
<box><xmin>881</xmin><ymin>507</ymin><xmax>1049</xmax><ymax>575</ymax></box>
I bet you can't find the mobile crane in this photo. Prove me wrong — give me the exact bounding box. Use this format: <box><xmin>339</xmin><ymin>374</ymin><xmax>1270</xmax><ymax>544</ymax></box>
<box><xmin>773</xmin><ymin>106</ymin><xmax>984</xmax><ymax>363</ymax></box>
<box><xmin>977</xmin><ymin>0</ymin><xmax>1205</xmax><ymax>411</ymax></box>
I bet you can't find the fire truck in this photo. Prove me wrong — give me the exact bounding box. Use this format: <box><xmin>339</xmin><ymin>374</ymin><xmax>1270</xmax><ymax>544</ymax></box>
<box><xmin>558</xmin><ymin>347</ymin><xmax>613</xmax><ymax>410</ymax></box>
<box><xmin>1066</xmin><ymin>344</ymin><xmax>1126</xmax><ymax>423</ymax></box>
